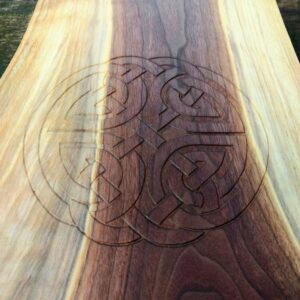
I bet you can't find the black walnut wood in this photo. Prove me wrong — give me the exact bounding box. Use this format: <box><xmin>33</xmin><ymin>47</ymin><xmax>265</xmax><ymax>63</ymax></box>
<box><xmin>0</xmin><ymin>1</ymin><xmax>299</xmax><ymax>299</ymax></box>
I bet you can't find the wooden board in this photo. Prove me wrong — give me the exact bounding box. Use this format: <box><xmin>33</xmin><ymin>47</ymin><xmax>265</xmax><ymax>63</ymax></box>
<box><xmin>0</xmin><ymin>0</ymin><xmax>299</xmax><ymax>299</ymax></box>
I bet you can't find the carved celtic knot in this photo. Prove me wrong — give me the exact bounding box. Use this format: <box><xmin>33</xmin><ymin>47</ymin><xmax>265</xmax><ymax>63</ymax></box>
<box><xmin>23</xmin><ymin>57</ymin><xmax>268</xmax><ymax>247</ymax></box>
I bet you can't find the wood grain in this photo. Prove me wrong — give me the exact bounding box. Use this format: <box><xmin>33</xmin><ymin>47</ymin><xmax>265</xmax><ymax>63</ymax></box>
<box><xmin>0</xmin><ymin>1</ymin><xmax>299</xmax><ymax>299</ymax></box>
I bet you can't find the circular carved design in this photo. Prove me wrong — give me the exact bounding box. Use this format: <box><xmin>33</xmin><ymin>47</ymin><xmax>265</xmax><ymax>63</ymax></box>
<box><xmin>23</xmin><ymin>57</ymin><xmax>269</xmax><ymax>247</ymax></box>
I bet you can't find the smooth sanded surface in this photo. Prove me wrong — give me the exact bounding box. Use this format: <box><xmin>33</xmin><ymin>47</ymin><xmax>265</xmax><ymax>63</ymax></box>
<box><xmin>0</xmin><ymin>0</ymin><xmax>298</xmax><ymax>77</ymax></box>
<box><xmin>0</xmin><ymin>1</ymin><xmax>299</xmax><ymax>299</ymax></box>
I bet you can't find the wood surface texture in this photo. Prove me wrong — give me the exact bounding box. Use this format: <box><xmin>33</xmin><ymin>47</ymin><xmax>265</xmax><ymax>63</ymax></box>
<box><xmin>0</xmin><ymin>0</ymin><xmax>299</xmax><ymax>299</ymax></box>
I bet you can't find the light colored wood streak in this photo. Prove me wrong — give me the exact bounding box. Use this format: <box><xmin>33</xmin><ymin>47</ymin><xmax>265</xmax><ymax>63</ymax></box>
<box><xmin>0</xmin><ymin>0</ymin><xmax>299</xmax><ymax>299</ymax></box>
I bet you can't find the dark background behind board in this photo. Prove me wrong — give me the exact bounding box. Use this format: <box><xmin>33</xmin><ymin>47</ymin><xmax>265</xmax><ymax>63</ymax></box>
<box><xmin>278</xmin><ymin>0</ymin><xmax>300</xmax><ymax>60</ymax></box>
<box><xmin>0</xmin><ymin>0</ymin><xmax>299</xmax><ymax>77</ymax></box>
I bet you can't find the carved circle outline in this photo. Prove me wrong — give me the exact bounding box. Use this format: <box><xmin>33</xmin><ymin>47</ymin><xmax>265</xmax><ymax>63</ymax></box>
<box><xmin>23</xmin><ymin>56</ymin><xmax>269</xmax><ymax>247</ymax></box>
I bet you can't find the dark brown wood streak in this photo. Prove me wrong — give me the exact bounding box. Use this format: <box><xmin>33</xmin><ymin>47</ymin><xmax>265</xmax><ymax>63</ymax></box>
<box><xmin>68</xmin><ymin>1</ymin><xmax>298</xmax><ymax>299</ymax></box>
